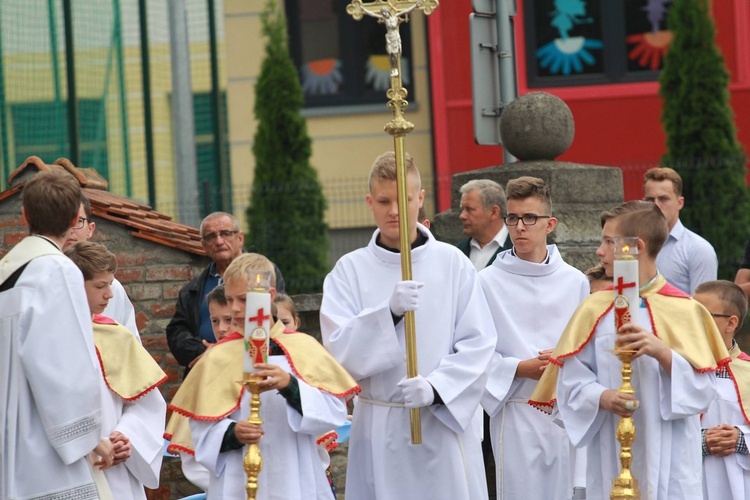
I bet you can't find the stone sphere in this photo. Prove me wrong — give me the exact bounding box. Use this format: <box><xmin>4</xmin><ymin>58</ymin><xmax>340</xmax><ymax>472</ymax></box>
<box><xmin>499</xmin><ymin>92</ymin><xmax>575</xmax><ymax>161</ymax></box>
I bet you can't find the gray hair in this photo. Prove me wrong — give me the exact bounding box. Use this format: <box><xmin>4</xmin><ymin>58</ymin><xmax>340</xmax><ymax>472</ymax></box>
<box><xmin>459</xmin><ymin>179</ymin><xmax>506</xmax><ymax>217</ymax></box>
<box><xmin>199</xmin><ymin>212</ymin><xmax>240</xmax><ymax>236</ymax></box>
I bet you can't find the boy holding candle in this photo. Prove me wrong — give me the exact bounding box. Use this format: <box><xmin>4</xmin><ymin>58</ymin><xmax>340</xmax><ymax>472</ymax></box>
<box><xmin>693</xmin><ymin>280</ymin><xmax>750</xmax><ymax>499</ymax></box>
<box><xmin>65</xmin><ymin>241</ymin><xmax>168</xmax><ymax>499</ymax></box>
<box><xmin>529</xmin><ymin>200</ymin><xmax>730</xmax><ymax>500</ymax></box>
<box><xmin>167</xmin><ymin>253</ymin><xmax>359</xmax><ymax>499</ymax></box>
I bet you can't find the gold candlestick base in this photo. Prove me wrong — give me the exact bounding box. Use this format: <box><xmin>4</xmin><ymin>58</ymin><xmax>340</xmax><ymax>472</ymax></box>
<box><xmin>242</xmin><ymin>374</ymin><xmax>263</xmax><ymax>500</ymax></box>
<box><xmin>609</xmin><ymin>349</ymin><xmax>640</xmax><ymax>500</ymax></box>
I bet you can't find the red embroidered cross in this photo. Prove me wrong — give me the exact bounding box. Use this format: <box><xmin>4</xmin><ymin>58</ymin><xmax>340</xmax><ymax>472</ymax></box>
<box><xmin>248</xmin><ymin>307</ymin><xmax>271</xmax><ymax>327</ymax></box>
<box><xmin>614</xmin><ymin>276</ymin><xmax>637</xmax><ymax>295</ymax></box>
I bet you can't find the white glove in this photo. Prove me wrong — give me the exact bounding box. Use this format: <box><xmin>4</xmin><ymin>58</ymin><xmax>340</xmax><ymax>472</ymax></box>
<box><xmin>389</xmin><ymin>280</ymin><xmax>424</xmax><ymax>317</ymax></box>
<box><xmin>398</xmin><ymin>375</ymin><xmax>435</xmax><ymax>409</ymax></box>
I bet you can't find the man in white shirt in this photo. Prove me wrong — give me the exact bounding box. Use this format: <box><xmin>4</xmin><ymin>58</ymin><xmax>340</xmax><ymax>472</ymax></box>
<box><xmin>644</xmin><ymin>167</ymin><xmax>717</xmax><ymax>295</ymax></box>
<box><xmin>457</xmin><ymin>179</ymin><xmax>511</xmax><ymax>271</ymax></box>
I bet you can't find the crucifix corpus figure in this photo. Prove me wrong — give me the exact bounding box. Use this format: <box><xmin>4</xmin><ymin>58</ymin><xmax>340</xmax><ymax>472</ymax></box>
<box><xmin>362</xmin><ymin>1</ymin><xmax>422</xmax><ymax>77</ymax></box>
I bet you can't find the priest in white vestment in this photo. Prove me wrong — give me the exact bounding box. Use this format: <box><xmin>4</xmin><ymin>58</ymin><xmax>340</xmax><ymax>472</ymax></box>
<box><xmin>321</xmin><ymin>152</ymin><xmax>497</xmax><ymax>500</ymax></box>
<box><xmin>479</xmin><ymin>176</ymin><xmax>589</xmax><ymax>500</ymax></box>
<box><xmin>1</xmin><ymin>170</ymin><xmax>112</xmax><ymax>499</ymax></box>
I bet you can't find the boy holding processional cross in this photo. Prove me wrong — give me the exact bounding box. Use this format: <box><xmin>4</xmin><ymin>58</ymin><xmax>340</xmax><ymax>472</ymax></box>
<box><xmin>320</xmin><ymin>151</ymin><xmax>497</xmax><ymax>500</ymax></box>
<box><xmin>693</xmin><ymin>280</ymin><xmax>750</xmax><ymax>499</ymax></box>
<box><xmin>65</xmin><ymin>241</ymin><xmax>167</xmax><ymax>499</ymax></box>
<box><xmin>530</xmin><ymin>200</ymin><xmax>729</xmax><ymax>499</ymax></box>
<box><xmin>1</xmin><ymin>169</ymin><xmax>114</xmax><ymax>499</ymax></box>
<box><xmin>166</xmin><ymin>253</ymin><xmax>358</xmax><ymax>499</ymax></box>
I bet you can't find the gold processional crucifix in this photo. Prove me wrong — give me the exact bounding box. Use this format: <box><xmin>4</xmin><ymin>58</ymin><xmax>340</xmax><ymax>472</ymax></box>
<box><xmin>346</xmin><ymin>0</ymin><xmax>439</xmax><ymax>445</ymax></box>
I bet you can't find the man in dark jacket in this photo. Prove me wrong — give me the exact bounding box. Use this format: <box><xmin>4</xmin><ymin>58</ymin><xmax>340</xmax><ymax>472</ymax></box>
<box><xmin>166</xmin><ymin>212</ymin><xmax>285</xmax><ymax>376</ymax></box>
<box><xmin>456</xmin><ymin>179</ymin><xmax>510</xmax><ymax>270</ymax></box>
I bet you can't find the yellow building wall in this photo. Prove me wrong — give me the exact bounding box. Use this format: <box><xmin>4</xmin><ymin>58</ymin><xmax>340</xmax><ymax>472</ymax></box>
<box><xmin>2</xmin><ymin>38</ymin><xmax>225</xmax><ymax>219</ymax></box>
<box><xmin>224</xmin><ymin>0</ymin><xmax>434</xmax><ymax>230</ymax></box>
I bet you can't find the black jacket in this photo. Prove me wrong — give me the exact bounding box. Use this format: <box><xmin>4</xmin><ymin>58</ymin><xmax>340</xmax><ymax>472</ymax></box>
<box><xmin>456</xmin><ymin>237</ymin><xmax>510</xmax><ymax>268</ymax></box>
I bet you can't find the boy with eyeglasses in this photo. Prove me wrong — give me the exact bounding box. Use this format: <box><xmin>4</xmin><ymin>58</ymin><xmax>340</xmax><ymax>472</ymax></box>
<box><xmin>693</xmin><ymin>280</ymin><xmax>750</xmax><ymax>499</ymax></box>
<box><xmin>478</xmin><ymin>176</ymin><xmax>589</xmax><ymax>500</ymax></box>
<box><xmin>64</xmin><ymin>196</ymin><xmax>140</xmax><ymax>340</ymax></box>
<box><xmin>530</xmin><ymin>200</ymin><xmax>729</xmax><ymax>500</ymax></box>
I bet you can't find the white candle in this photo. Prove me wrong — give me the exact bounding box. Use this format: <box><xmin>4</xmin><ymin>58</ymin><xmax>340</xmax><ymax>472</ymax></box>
<box><xmin>244</xmin><ymin>289</ymin><xmax>271</xmax><ymax>374</ymax></box>
<box><xmin>613</xmin><ymin>237</ymin><xmax>640</xmax><ymax>334</ymax></box>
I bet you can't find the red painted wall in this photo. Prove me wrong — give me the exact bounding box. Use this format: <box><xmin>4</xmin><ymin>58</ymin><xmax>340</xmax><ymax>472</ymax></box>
<box><xmin>428</xmin><ymin>1</ymin><xmax>750</xmax><ymax>211</ymax></box>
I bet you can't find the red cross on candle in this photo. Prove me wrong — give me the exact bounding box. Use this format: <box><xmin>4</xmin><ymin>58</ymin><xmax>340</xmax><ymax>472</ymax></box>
<box><xmin>614</xmin><ymin>276</ymin><xmax>637</xmax><ymax>295</ymax></box>
<box><xmin>248</xmin><ymin>307</ymin><xmax>271</xmax><ymax>327</ymax></box>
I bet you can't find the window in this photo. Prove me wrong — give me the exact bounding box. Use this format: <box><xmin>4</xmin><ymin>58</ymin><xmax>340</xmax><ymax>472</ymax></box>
<box><xmin>284</xmin><ymin>0</ymin><xmax>415</xmax><ymax>108</ymax></box>
<box><xmin>524</xmin><ymin>0</ymin><xmax>674</xmax><ymax>88</ymax></box>
<box><xmin>11</xmin><ymin>99</ymin><xmax>109</xmax><ymax>178</ymax></box>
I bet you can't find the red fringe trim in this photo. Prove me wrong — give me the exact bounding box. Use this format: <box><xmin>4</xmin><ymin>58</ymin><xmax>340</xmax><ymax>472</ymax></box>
<box><xmin>167</xmin><ymin>387</ymin><xmax>245</xmax><ymax>422</ymax></box>
<box><xmin>166</xmin><ymin>443</ymin><xmax>195</xmax><ymax>456</ymax></box>
<box><xmin>95</xmin><ymin>347</ymin><xmax>168</xmax><ymax>401</ymax></box>
<box><xmin>555</xmin><ymin>304</ymin><xmax>613</xmax><ymax>365</ymax></box>
<box><xmin>122</xmin><ymin>374</ymin><xmax>168</xmax><ymax>402</ymax></box>
<box><xmin>316</xmin><ymin>431</ymin><xmax>340</xmax><ymax>453</ymax></box>
<box><xmin>528</xmin><ymin>398</ymin><xmax>556</xmax><ymax>415</ymax></box>
<box><xmin>272</xmin><ymin>339</ymin><xmax>362</xmax><ymax>400</ymax></box>
<box><xmin>727</xmin><ymin>364</ymin><xmax>750</xmax><ymax>426</ymax></box>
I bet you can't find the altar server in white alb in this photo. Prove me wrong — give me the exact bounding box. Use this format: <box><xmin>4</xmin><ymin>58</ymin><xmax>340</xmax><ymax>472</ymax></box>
<box><xmin>479</xmin><ymin>176</ymin><xmax>589</xmax><ymax>500</ymax></box>
<box><xmin>530</xmin><ymin>201</ymin><xmax>730</xmax><ymax>500</ymax></box>
<box><xmin>65</xmin><ymin>241</ymin><xmax>168</xmax><ymax>499</ymax></box>
<box><xmin>321</xmin><ymin>151</ymin><xmax>498</xmax><ymax>500</ymax></box>
<box><xmin>693</xmin><ymin>280</ymin><xmax>750</xmax><ymax>500</ymax></box>
<box><xmin>0</xmin><ymin>169</ymin><xmax>113</xmax><ymax>499</ymax></box>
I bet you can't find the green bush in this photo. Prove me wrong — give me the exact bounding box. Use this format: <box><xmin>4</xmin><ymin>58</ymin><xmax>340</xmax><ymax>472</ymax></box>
<box><xmin>660</xmin><ymin>0</ymin><xmax>750</xmax><ymax>278</ymax></box>
<box><xmin>246</xmin><ymin>0</ymin><xmax>329</xmax><ymax>293</ymax></box>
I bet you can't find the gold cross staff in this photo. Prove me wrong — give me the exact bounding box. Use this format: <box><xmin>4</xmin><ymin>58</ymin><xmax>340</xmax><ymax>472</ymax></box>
<box><xmin>346</xmin><ymin>0</ymin><xmax>439</xmax><ymax>445</ymax></box>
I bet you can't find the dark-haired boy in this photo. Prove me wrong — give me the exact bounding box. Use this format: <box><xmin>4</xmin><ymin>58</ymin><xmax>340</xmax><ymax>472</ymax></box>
<box><xmin>1</xmin><ymin>169</ymin><xmax>113</xmax><ymax>498</ymax></box>
<box><xmin>530</xmin><ymin>200</ymin><xmax>730</xmax><ymax>500</ymax></box>
<box><xmin>479</xmin><ymin>176</ymin><xmax>589</xmax><ymax>500</ymax></box>
<box><xmin>694</xmin><ymin>280</ymin><xmax>750</xmax><ymax>499</ymax></box>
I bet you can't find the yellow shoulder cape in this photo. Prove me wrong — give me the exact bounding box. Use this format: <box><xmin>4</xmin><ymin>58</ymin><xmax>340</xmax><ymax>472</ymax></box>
<box><xmin>165</xmin><ymin>321</ymin><xmax>360</xmax><ymax>455</ymax></box>
<box><xmin>93</xmin><ymin>315</ymin><xmax>168</xmax><ymax>401</ymax></box>
<box><xmin>728</xmin><ymin>348</ymin><xmax>750</xmax><ymax>426</ymax></box>
<box><xmin>529</xmin><ymin>275</ymin><xmax>730</xmax><ymax>413</ymax></box>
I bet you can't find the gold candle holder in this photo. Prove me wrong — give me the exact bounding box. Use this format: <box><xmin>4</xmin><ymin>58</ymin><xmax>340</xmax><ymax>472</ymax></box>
<box><xmin>609</xmin><ymin>348</ymin><xmax>640</xmax><ymax>500</ymax></box>
<box><xmin>242</xmin><ymin>269</ymin><xmax>272</xmax><ymax>499</ymax></box>
<box><xmin>242</xmin><ymin>374</ymin><xmax>263</xmax><ymax>500</ymax></box>
<box><xmin>610</xmin><ymin>236</ymin><xmax>641</xmax><ymax>499</ymax></box>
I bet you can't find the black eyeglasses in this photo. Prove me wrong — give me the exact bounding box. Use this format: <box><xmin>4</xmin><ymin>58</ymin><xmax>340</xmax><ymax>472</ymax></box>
<box><xmin>72</xmin><ymin>217</ymin><xmax>89</xmax><ymax>230</ymax></box>
<box><xmin>503</xmin><ymin>214</ymin><xmax>551</xmax><ymax>226</ymax></box>
<box><xmin>202</xmin><ymin>230</ymin><xmax>239</xmax><ymax>243</ymax></box>
<box><xmin>710</xmin><ymin>313</ymin><xmax>732</xmax><ymax>319</ymax></box>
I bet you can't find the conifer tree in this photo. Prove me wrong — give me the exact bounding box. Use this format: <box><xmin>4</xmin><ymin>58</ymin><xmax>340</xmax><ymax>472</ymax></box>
<box><xmin>246</xmin><ymin>0</ymin><xmax>329</xmax><ymax>293</ymax></box>
<box><xmin>660</xmin><ymin>0</ymin><xmax>750</xmax><ymax>278</ymax></box>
